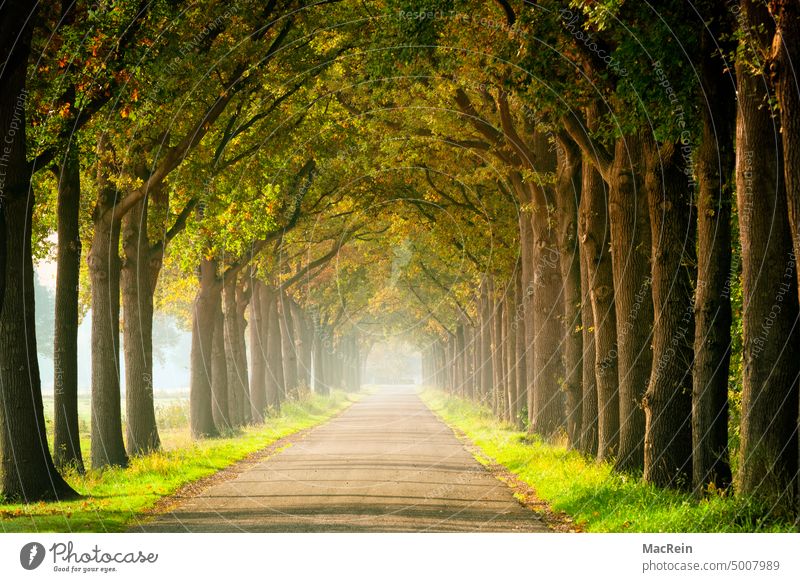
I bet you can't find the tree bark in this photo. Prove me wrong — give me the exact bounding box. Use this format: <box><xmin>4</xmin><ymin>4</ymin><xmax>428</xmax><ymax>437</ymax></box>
<box><xmin>608</xmin><ymin>134</ymin><xmax>653</xmax><ymax>472</ymax></box>
<box><xmin>0</xmin><ymin>4</ymin><xmax>78</xmax><ymax>496</ymax></box>
<box><xmin>736</xmin><ymin>0</ymin><xmax>800</xmax><ymax>506</ymax></box>
<box><xmin>211</xmin><ymin>292</ymin><xmax>229</xmax><ymax>430</ymax></box>
<box><xmin>249</xmin><ymin>279</ymin><xmax>266</xmax><ymax>423</ymax></box>
<box><xmin>556</xmin><ymin>135</ymin><xmax>583</xmax><ymax>448</ymax></box>
<box><xmin>52</xmin><ymin>145</ymin><xmax>84</xmax><ymax>472</ymax></box>
<box><xmin>88</xmin><ymin>170</ymin><xmax>128</xmax><ymax>468</ymax></box>
<box><xmin>513</xmin><ymin>266</ymin><xmax>528</xmax><ymax>429</ymax></box>
<box><xmin>265</xmin><ymin>284</ymin><xmax>286</xmax><ymax>406</ymax></box>
<box><xmin>222</xmin><ymin>277</ymin><xmax>246</xmax><ymax>427</ymax></box>
<box><xmin>578</xmin><ymin>182</ymin><xmax>598</xmax><ymax>456</ymax></box>
<box><xmin>279</xmin><ymin>291</ymin><xmax>298</xmax><ymax>397</ymax></box>
<box><xmin>189</xmin><ymin>258</ymin><xmax>219</xmax><ymax>438</ymax></box>
<box><xmin>579</xmin><ymin>157</ymin><xmax>618</xmax><ymax>460</ymax></box>
<box><xmin>692</xmin><ymin>15</ymin><xmax>736</xmax><ymax>491</ymax></box>
<box><xmin>121</xmin><ymin>196</ymin><xmax>161</xmax><ymax>456</ymax></box>
<box><xmin>642</xmin><ymin>142</ymin><xmax>695</xmax><ymax>490</ymax></box>
<box><xmin>529</xmin><ymin>133</ymin><xmax>565</xmax><ymax>438</ymax></box>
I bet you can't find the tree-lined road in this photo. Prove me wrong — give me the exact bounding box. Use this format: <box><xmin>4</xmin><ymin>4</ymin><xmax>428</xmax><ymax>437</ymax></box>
<box><xmin>136</xmin><ymin>386</ymin><xmax>547</xmax><ymax>533</ymax></box>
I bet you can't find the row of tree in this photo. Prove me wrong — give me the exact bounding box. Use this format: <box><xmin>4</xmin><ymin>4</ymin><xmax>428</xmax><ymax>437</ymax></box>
<box><xmin>0</xmin><ymin>0</ymin><xmax>798</xmax><ymax>523</ymax></box>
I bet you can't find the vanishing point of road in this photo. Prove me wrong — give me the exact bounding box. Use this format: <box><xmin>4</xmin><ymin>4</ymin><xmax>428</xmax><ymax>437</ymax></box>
<box><xmin>134</xmin><ymin>385</ymin><xmax>549</xmax><ymax>533</ymax></box>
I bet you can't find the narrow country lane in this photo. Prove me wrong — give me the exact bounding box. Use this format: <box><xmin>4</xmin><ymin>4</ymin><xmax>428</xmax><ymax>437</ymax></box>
<box><xmin>134</xmin><ymin>386</ymin><xmax>548</xmax><ymax>532</ymax></box>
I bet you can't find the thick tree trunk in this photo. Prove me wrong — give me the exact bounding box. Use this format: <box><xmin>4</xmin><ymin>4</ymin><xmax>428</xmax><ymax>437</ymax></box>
<box><xmin>291</xmin><ymin>301</ymin><xmax>311</xmax><ymax>390</ymax></box>
<box><xmin>642</xmin><ymin>143</ymin><xmax>695</xmax><ymax>490</ymax></box>
<box><xmin>121</xmin><ymin>196</ymin><xmax>161</xmax><ymax>456</ymax></box>
<box><xmin>88</xmin><ymin>198</ymin><xmax>128</xmax><ymax>468</ymax></box>
<box><xmin>529</xmin><ymin>133</ymin><xmax>565</xmax><ymax>438</ymax></box>
<box><xmin>235</xmin><ymin>281</ymin><xmax>251</xmax><ymax>424</ymax></box>
<box><xmin>556</xmin><ymin>135</ymin><xmax>583</xmax><ymax>448</ymax></box>
<box><xmin>0</xmin><ymin>14</ymin><xmax>78</xmax><ymax>497</ymax></box>
<box><xmin>52</xmin><ymin>146</ymin><xmax>84</xmax><ymax>472</ymax></box>
<box><xmin>736</xmin><ymin>0</ymin><xmax>800</xmax><ymax>506</ymax></box>
<box><xmin>608</xmin><ymin>134</ymin><xmax>653</xmax><ymax>472</ymax></box>
<box><xmin>693</xmin><ymin>19</ymin><xmax>735</xmax><ymax>491</ymax></box>
<box><xmin>189</xmin><ymin>258</ymin><xmax>219</xmax><ymax>438</ymax></box>
<box><xmin>249</xmin><ymin>279</ymin><xmax>266</xmax><ymax>423</ymax></box>
<box><xmin>580</xmin><ymin>158</ymin><xmax>616</xmax><ymax>459</ymax></box>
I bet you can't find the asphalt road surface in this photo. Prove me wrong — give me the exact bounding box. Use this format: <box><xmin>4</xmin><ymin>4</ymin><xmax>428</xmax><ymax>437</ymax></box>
<box><xmin>135</xmin><ymin>385</ymin><xmax>548</xmax><ymax>532</ymax></box>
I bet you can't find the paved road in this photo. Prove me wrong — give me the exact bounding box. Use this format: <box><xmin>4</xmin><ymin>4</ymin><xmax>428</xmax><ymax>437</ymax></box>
<box><xmin>135</xmin><ymin>385</ymin><xmax>548</xmax><ymax>532</ymax></box>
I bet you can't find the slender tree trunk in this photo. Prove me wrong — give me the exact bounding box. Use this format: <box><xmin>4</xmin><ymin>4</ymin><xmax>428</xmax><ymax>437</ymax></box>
<box><xmin>291</xmin><ymin>301</ymin><xmax>311</xmax><ymax>390</ymax></box>
<box><xmin>189</xmin><ymin>258</ymin><xmax>219</xmax><ymax>438</ymax></box>
<box><xmin>249</xmin><ymin>279</ymin><xmax>266</xmax><ymax>423</ymax></box>
<box><xmin>693</xmin><ymin>18</ymin><xmax>735</xmax><ymax>491</ymax></box>
<box><xmin>235</xmin><ymin>281</ymin><xmax>251</xmax><ymax>424</ymax></box>
<box><xmin>0</xmin><ymin>6</ymin><xmax>78</xmax><ymax>496</ymax></box>
<box><xmin>53</xmin><ymin>146</ymin><xmax>84</xmax><ymax>472</ymax></box>
<box><xmin>513</xmin><ymin>267</ymin><xmax>527</xmax><ymax>429</ymax></box>
<box><xmin>492</xmin><ymin>296</ymin><xmax>506</xmax><ymax>419</ymax></box>
<box><xmin>121</xmin><ymin>196</ymin><xmax>161</xmax><ymax>456</ymax></box>
<box><xmin>736</xmin><ymin>0</ymin><xmax>800</xmax><ymax>506</ymax></box>
<box><xmin>279</xmin><ymin>291</ymin><xmax>298</xmax><ymax>398</ymax></box>
<box><xmin>480</xmin><ymin>281</ymin><xmax>493</xmax><ymax>404</ymax></box>
<box><xmin>609</xmin><ymin>134</ymin><xmax>653</xmax><ymax>472</ymax></box>
<box><xmin>578</xmin><ymin>188</ymin><xmax>598</xmax><ymax>456</ymax></box>
<box><xmin>642</xmin><ymin>142</ymin><xmax>695</xmax><ymax>490</ymax></box>
<box><xmin>88</xmin><ymin>196</ymin><xmax>128</xmax><ymax>468</ymax></box>
<box><xmin>556</xmin><ymin>135</ymin><xmax>583</xmax><ymax>448</ymax></box>
<box><xmin>505</xmin><ymin>294</ymin><xmax>518</xmax><ymax>424</ymax></box>
<box><xmin>580</xmin><ymin>153</ymin><xmax>619</xmax><ymax>461</ymax></box>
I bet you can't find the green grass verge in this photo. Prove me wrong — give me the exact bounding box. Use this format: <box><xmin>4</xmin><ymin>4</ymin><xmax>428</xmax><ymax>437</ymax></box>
<box><xmin>420</xmin><ymin>389</ymin><xmax>798</xmax><ymax>533</ymax></box>
<box><xmin>0</xmin><ymin>391</ymin><xmax>357</xmax><ymax>533</ymax></box>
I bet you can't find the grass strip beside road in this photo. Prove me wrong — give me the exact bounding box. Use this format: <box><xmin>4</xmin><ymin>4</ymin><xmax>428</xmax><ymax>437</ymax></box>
<box><xmin>420</xmin><ymin>389</ymin><xmax>797</xmax><ymax>533</ymax></box>
<box><xmin>0</xmin><ymin>392</ymin><xmax>357</xmax><ymax>533</ymax></box>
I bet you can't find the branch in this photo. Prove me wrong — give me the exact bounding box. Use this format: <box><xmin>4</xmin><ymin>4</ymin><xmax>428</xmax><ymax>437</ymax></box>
<box><xmin>561</xmin><ymin>108</ymin><xmax>613</xmax><ymax>179</ymax></box>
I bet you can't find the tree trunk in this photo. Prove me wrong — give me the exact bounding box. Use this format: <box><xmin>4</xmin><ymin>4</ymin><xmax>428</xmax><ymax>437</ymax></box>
<box><xmin>642</xmin><ymin>142</ymin><xmax>695</xmax><ymax>490</ymax></box>
<box><xmin>505</xmin><ymin>294</ymin><xmax>518</xmax><ymax>424</ymax></box>
<box><xmin>693</xmin><ymin>17</ymin><xmax>735</xmax><ymax>491</ymax></box>
<box><xmin>211</xmin><ymin>292</ymin><xmax>229</xmax><ymax>430</ymax></box>
<box><xmin>609</xmin><ymin>134</ymin><xmax>653</xmax><ymax>472</ymax></box>
<box><xmin>222</xmin><ymin>277</ymin><xmax>246</xmax><ymax>427</ymax></box>
<box><xmin>121</xmin><ymin>196</ymin><xmax>161</xmax><ymax>456</ymax></box>
<box><xmin>88</xmin><ymin>194</ymin><xmax>128</xmax><ymax>468</ymax></box>
<box><xmin>580</xmin><ymin>158</ymin><xmax>616</xmax><ymax>460</ymax></box>
<box><xmin>0</xmin><ymin>9</ymin><xmax>78</xmax><ymax>495</ymax></box>
<box><xmin>235</xmin><ymin>281</ymin><xmax>251</xmax><ymax>424</ymax></box>
<box><xmin>512</xmin><ymin>267</ymin><xmax>528</xmax><ymax>429</ymax></box>
<box><xmin>578</xmin><ymin>188</ymin><xmax>598</xmax><ymax>456</ymax></box>
<box><xmin>291</xmin><ymin>301</ymin><xmax>311</xmax><ymax>390</ymax></box>
<box><xmin>52</xmin><ymin>145</ymin><xmax>84</xmax><ymax>472</ymax></box>
<box><xmin>529</xmin><ymin>133</ymin><xmax>565</xmax><ymax>438</ymax></box>
<box><xmin>279</xmin><ymin>291</ymin><xmax>298</xmax><ymax>397</ymax></box>
<box><xmin>736</xmin><ymin>0</ymin><xmax>800</xmax><ymax>506</ymax></box>
<box><xmin>189</xmin><ymin>258</ymin><xmax>219</xmax><ymax>438</ymax></box>
<box><xmin>249</xmin><ymin>279</ymin><xmax>266</xmax><ymax>423</ymax></box>
<box><xmin>265</xmin><ymin>284</ymin><xmax>286</xmax><ymax>406</ymax></box>
<box><xmin>556</xmin><ymin>135</ymin><xmax>583</xmax><ymax>448</ymax></box>
<box><xmin>480</xmin><ymin>281</ymin><xmax>493</xmax><ymax>404</ymax></box>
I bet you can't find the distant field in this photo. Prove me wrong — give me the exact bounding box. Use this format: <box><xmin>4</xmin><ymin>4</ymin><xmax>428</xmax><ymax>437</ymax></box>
<box><xmin>42</xmin><ymin>392</ymin><xmax>194</xmax><ymax>455</ymax></box>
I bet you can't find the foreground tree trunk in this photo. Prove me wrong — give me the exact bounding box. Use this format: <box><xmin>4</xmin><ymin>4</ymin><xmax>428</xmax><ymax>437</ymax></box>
<box><xmin>529</xmin><ymin>133</ymin><xmax>565</xmax><ymax>438</ymax></box>
<box><xmin>693</xmin><ymin>17</ymin><xmax>735</xmax><ymax>492</ymax></box>
<box><xmin>52</xmin><ymin>146</ymin><xmax>84</xmax><ymax>472</ymax></box>
<box><xmin>642</xmin><ymin>143</ymin><xmax>695</xmax><ymax>490</ymax></box>
<box><xmin>189</xmin><ymin>258</ymin><xmax>220</xmax><ymax>438</ymax></box>
<box><xmin>211</xmin><ymin>296</ymin><xmax>229</xmax><ymax>430</ymax></box>
<box><xmin>736</xmin><ymin>0</ymin><xmax>800</xmax><ymax>506</ymax></box>
<box><xmin>556</xmin><ymin>135</ymin><xmax>583</xmax><ymax>448</ymax></box>
<box><xmin>579</xmin><ymin>156</ymin><xmax>616</xmax><ymax>460</ymax></box>
<box><xmin>121</xmin><ymin>196</ymin><xmax>161</xmax><ymax>456</ymax></box>
<box><xmin>222</xmin><ymin>277</ymin><xmax>248</xmax><ymax>427</ymax></box>
<box><xmin>88</xmin><ymin>164</ymin><xmax>128</xmax><ymax>468</ymax></box>
<box><xmin>0</xmin><ymin>2</ymin><xmax>78</xmax><ymax>497</ymax></box>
